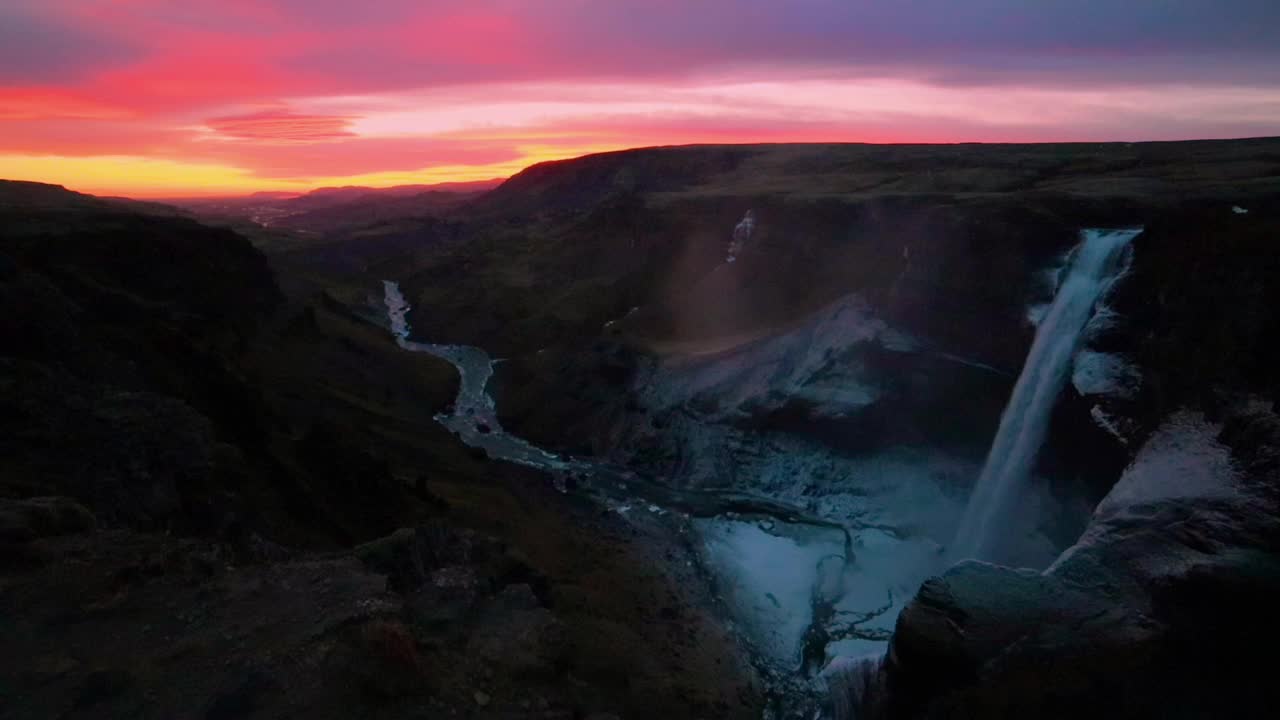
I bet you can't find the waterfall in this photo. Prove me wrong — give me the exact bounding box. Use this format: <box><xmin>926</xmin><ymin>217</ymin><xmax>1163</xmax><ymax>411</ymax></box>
<box><xmin>952</xmin><ymin>228</ymin><xmax>1140</xmax><ymax>561</ymax></box>
<box><xmin>823</xmin><ymin>653</ymin><xmax>887</xmax><ymax>720</ymax></box>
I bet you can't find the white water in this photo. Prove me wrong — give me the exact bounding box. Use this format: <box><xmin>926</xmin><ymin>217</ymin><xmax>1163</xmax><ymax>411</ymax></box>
<box><xmin>726</xmin><ymin>209</ymin><xmax>756</xmax><ymax>263</ymax></box>
<box><xmin>952</xmin><ymin>228</ymin><xmax>1140</xmax><ymax>562</ymax></box>
<box><xmin>383</xmin><ymin>280</ymin><xmax>578</xmax><ymax>471</ymax></box>
<box><xmin>699</xmin><ymin>519</ymin><xmax>847</xmax><ymax>662</ymax></box>
<box><xmin>823</xmin><ymin>654</ymin><xmax>886</xmax><ymax>720</ymax></box>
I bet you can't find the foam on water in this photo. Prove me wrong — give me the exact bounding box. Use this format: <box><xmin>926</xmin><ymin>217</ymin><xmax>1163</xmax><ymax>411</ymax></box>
<box><xmin>383</xmin><ymin>281</ymin><xmax>577</xmax><ymax>471</ymax></box>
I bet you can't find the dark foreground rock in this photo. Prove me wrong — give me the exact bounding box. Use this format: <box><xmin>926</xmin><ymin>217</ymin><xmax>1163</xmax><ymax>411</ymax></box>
<box><xmin>1</xmin><ymin>477</ymin><xmax>764</xmax><ymax>720</ymax></box>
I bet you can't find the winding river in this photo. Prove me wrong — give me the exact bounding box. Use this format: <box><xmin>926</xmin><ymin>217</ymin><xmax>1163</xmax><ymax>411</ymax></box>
<box><xmin>385</xmin><ymin>281</ymin><xmax>576</xmax><ymax>471</ymax></box>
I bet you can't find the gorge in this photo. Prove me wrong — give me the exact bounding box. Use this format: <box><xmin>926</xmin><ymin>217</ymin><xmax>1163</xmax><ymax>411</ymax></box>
<box><xmin>4</xmin><ymin>138</ymin><xmax>1278</xmax><ymax>720</ymax></box>
<box><xmin>381</xmin><ymin>197</ymin><xmax>1274</xmax><ymax>718</ymax></box>
<box><xmin>432</xmin><ymin>142</ymin><xmax>1279</xmax><ymax>717</ymax></box>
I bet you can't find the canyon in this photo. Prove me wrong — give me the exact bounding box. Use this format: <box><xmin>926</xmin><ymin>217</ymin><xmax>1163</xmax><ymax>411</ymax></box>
<box><xmin>3</xmin><ymin>138</ymin><xmax>1279</xmax><ymax>718</ymax></box>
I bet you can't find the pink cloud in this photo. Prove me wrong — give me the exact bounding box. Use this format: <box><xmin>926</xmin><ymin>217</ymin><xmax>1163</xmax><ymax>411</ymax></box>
<box><xmin>0</xmin><ymin>118</ymin><xmax>198</xmax><ymax>156</ymax></box>
<box><xmin>206</xmin><ymin>110</ymin><xmax>356</xmax><ymax>143</ymax></box>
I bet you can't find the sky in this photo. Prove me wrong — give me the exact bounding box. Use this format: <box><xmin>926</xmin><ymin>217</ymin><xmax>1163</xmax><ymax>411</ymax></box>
<box><xmin>2</xmin><ymin>0</ymin><xmax>1278</xmax><ymax>197</ymax></box>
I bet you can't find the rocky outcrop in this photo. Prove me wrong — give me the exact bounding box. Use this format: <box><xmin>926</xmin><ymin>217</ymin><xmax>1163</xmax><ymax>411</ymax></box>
<box><xmin>1087</xmin><ymin>207</ymin><xmax>1280</xmax><ymax>439</ymax></box>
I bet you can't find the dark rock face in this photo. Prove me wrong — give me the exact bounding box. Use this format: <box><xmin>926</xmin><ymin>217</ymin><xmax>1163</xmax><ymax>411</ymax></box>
<box><xmin>492</xmin><ymin>340</ymin><xmax>639</xmax><ymax>454</ymax></box>
<box><xmin>0</xmin><ymin>189</ymin><xmax>462</xmax><ymax>548</ymax></box>
<box><xmin>1092</xmin><ymin>207</ymin><xmax>1280</xmax><ymax>433</ymax></box>
<box><xmin>886</xmin><ymin>562</ymin><xmax>1158</xmax><ymax>719</ymax></box>
<box><xmin>0</xmin><ymin>204</ymin><xmax>284</xmax><ymax>542</ymax></box>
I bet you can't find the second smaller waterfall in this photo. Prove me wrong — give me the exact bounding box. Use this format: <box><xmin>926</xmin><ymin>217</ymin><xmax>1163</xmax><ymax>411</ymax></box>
<box><xmin>952</xmin><ymin>228</ymin><xmax>1140</xmax><ymax>562</ymax></box>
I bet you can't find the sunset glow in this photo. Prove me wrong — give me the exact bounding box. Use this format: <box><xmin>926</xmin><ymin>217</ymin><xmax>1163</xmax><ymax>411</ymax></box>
<box><xmin>2</xmin><ymin>0</ymin><xmax>1278</xmax><ymax>197</ymax></box>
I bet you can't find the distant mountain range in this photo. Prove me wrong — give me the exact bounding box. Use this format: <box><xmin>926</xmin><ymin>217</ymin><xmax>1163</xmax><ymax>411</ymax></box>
<box><xmin>163</xmin><ymin>179</ymin><xmax>504</xmax><ymax>207</ymax></box>
<box><xmin>159</xmin><ymin>178</ymin><xmax>505</xmax><ymax>235</ymax></box>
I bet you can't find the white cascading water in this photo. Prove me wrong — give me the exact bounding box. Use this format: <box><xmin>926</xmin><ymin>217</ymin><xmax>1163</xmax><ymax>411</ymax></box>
<box><xmin>952</xmin><ymin>228</ymin><xmax>1140</xmax><ymax>562</ymax></box>
<box><xmin>823</xmin><ymin>654</ymin><xmax>887</xmax><ymax>720</ymax></box>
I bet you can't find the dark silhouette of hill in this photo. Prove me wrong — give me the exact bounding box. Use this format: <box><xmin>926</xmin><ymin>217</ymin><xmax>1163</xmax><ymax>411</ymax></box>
<box><xmin>167</xmin><ymin>179</ymin><xmax>503</xmax><ymax>237</ymax></box>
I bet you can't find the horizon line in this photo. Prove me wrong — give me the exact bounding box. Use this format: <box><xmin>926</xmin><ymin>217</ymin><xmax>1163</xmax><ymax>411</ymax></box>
<box><xmin>8</xmin><ymin>134</ymin><xmax>1277</xmax><ymax>201</ymax></box>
